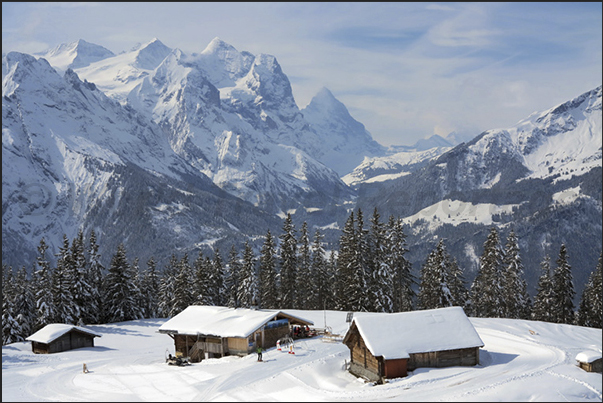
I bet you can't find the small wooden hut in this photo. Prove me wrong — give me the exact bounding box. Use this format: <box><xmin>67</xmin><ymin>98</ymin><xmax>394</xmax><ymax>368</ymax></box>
<box><xmin>158</xmin><ymin>306</ymin><xmax>313</xmax><ymax>362</ymax></box>
<box><xmin>26</xmin><ymin>324</ymin><xmax>102</xmax><ymax>354</ymax></box>
<box><xmin>576</xmin><ymin>351</ymin><xmax>602</xmax><ymax>373</ymax></box>
<box><xmin>342</xmin><ymin>307</ymin><xmax>484</xmax><ymax>382</ymax></box>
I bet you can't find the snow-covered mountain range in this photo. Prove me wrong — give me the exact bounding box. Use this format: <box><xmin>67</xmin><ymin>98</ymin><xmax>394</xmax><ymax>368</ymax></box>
<box><xmin>357</xmin><ymin>86</ymin><xmax>602</xmax><ymax>291</ymax></box>
<box><xmin>3</xmin><ymin>37</ymin><xmax>601</xmax><ymax>297</ymax></box>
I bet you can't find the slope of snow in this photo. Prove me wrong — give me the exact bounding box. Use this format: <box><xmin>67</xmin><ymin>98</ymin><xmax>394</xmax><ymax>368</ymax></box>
<box><xmin>402</xmin><ymin>199</ymin><xmax>520</xmax><ymax>233</ymax></box>
<box><xmin>2</xmin><ymin>310</ymin><xmax>601</xmax><ymax>402</ymax></box>
<box><xmin>342</xmin><ymin>146</ymin><xmax>450</xmax><ymax>186</ymax></box>
<box><xmin>74</xmin><ymin>38</ymin><xmax>172</xmax><ymax>103</ymax></box>
<box><xmin>35</xmin><ymin>39</ymin><xmax>115</xmax><ymax>73</ymax></box>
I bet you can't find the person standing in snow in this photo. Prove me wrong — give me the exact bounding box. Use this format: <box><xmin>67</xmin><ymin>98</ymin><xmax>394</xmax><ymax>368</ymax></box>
<box><xmin>257</xmin><ymin>346</ymin><xmax>263</xmax><ymax>361</ymax></box>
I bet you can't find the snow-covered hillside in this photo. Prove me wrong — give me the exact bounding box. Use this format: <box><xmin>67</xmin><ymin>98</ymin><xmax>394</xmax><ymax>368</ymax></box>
<box><xmin>2</xmin><ymin>311</ymin><xmax>601</xmax><ymax>402</ymax></box>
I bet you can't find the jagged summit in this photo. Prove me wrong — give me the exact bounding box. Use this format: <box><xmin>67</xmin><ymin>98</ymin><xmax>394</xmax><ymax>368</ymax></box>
<box><xmin>37</xmin><ymin>39</ymin><xmax>114</xmax><ymax>72</ymax></box>
<box><xmin>201</xmin><ymin>37</ymin><xmax>237</xmax><ymax>55</ymax></box>
<box><xmin>133</xmin><ymin>38</ymin><xmax>172</xmax><ymax>70</ymax></box>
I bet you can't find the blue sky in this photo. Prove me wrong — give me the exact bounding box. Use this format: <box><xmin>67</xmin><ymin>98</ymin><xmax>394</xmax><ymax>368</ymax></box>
<box><xmin>2</xmin><ymin>2</ymin><xmax>601</xmax><ymax>146</ymax></box>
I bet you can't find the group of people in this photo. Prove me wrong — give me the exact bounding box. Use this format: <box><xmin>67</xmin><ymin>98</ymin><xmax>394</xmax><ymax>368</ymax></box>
<box><xmin>291</xmin><ymin>325</ymin><xmax>312</xmax><ymax>339</ymax></box>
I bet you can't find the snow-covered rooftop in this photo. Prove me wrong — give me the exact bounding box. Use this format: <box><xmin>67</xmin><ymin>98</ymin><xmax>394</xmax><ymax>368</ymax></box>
<box><xmin>158</xmin><ymin>306</ymin><xmax>313</xmax><ymax>338</ymax></box>
<box><xmin>576</xmin><ymin>351</ymin><xmax>602</xmax><ymax>363</ymax></box>
<box><xmin>26</xmin><ymin>324</ymin><xmax>102</xmax><ymax>344</ymax></box>
<box><xmin>348</xmin><ymin>306</ymin><xmax>484</xmax><ymax>360</ymax></box>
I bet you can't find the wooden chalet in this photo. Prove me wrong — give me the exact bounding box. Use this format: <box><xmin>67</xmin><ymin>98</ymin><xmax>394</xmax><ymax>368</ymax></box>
<box><xmin>576</xmin><ymin>351</ymin><xmax>602</xmax><ymax>373</ymax></box>
<box><xmin>158</xmin><ymin>306</ymin><xmax>313</xmax><ymax>362</ymax></box>
<box><xmin>342</xmin><ymin>307</ymin><xmax>484</xmax><ymax>383</ymax></box>
<box><xmin>26</xmin><ymin>324</ymin><xmax>102</xmax><ymax>354</ymax></box>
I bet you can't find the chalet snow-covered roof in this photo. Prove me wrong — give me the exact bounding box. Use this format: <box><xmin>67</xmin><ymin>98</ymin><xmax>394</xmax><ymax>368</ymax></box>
<box><xmin>157</xmin><ymin>306</ymin><xmax>313</xmax><ymax>338</ymax></box>
<box><xmin>26</xmin><ymin>324</ymin><xmax>102</xmax><ymax>344</ymax></box>
<box><xmin>576</xmin><ymin>351</ymin><xmax>602</xmax><ymax>363</ymax></box>
<box><xmin>346</xmin><ymin>306</ymin><xmax>484</xmax><ymax>360</ymax></box>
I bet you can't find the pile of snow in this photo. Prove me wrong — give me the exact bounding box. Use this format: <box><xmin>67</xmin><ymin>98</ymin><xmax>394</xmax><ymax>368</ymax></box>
<box><xmin>3</xmin><ymin>309</ymin><xmax>601</xmax><ymax>402</ymax></box>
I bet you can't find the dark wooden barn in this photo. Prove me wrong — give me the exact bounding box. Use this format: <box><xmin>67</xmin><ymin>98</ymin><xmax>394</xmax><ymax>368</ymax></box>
<box><xmin>158</xmin><ymin>306</ymin><xmax>313</xmax><ymax>362</ymax></box>
<box><xmin>342</xmin><ymin>307</ymin><xmax>484</xmax><ymax>383</ymax></box>
<box><xmin>26</xmin><ymin>324</ymin><xmax>102</xmax><ymax>354</ymax></box>
<box><xmin>576</xmin><ymin>351</ymin><xmax>602</xmax><ymax>373</ymax></box>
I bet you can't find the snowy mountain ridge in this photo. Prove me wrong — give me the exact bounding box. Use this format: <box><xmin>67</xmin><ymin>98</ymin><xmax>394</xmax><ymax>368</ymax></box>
<box><xmin>2</xmin><ymin>50</ymin><xmax>279</xmax><ymax>268</ymax></box>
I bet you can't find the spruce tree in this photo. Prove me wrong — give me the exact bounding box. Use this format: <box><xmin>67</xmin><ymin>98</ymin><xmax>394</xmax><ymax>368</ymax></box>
<box><xmin>3</xmin><ymin>266</ymin><xmax>22</xmax><ymax>344</ymax></box>
<box><xmin>326</xmin><ymin>250</ymin><xmax>339</xmax><ymax>310</ymax></box>
<box><xmin>337</xmin><ymin>211</ymin><xmax>357</xmax><ymax>311</ymax></box>
<box><xmin>158</xmin><ymin>254</ymin><xmax>178</xmax><ymax>317</ymax></box>
<box><xmin>418</xmin><ymin>240</ymin><xmax>453</xmax><ymax>310</ymax></box>
<box><xmin>576</xmin><ymin>251</ymin><xmax>602</xmax><ymax>328</ymax></box>
<box><xmin>368</xmin><ymin>208</ymin><xmax>394</xmax><ymax>313</ymax></box>
<box><xmin>171</xmin><ymin>254</ymin><xmax>194</xmax><ymax>316</ymax></box>
<box><xmin>502</xmin><ymin>230</ymin><xmax>531</xmax><ymax>319</ymax></box>
<box><xmin>296</xmin><ymin>222</ymin><xmax>311</xmax><ymax>310</ymax></box>
<box><xmin>32</xmin><ymin>237</ymin><xmax>55</xmax><ymax>331</ymax></box>
<box><xmin>212</xmin><ymin>249</ymin><xmax>224</xmax><ymax>306</ymax></box>
<box><xmin>86</xmin><ymin>230</ymin><xmax>104</xmax><ymax>324</ymax></box>
<box><xmin>532</xmin><ymin>255</ymin><xmax>554</xmax><ymax>323</ymax></box>
<box><xmin>279</xmin><ymin>214</ymin><xmax>297</xmax><ymax>309</ymax></box>
<box><xmin>238</xmin><ymin>241</ymin><xmax>257</xmax><ymax>308</ymax></box>
<box><xmin>258</xmin><ymin>230</ymin><xmax>278</xmax><ymax>309</ymax></box>
<box><xmin>386</xmin><ymin>216</ymin><xmax>414</xmax><ymax>312</ymax></box>
<box><xmin>13</xmin><ymin>266</ymin><xmax>35</xmax><ymax>340</ymax></box>
<box><xmin>141</xmin><ymin>257</ymin><xmax>160</xmax><ymax>317</ymax></box>
<box><xmin>309</xmin><ymin>229</ymin><xmax>327</xmax><ymax>311</ymax></box>
<box><xmin>551</xmin><ymin>244</ymin><xmax>575</xmax><ymax>324</ymax></box>
<box><xmin>470</xmin><ymin>227</ymin><xmax>504</xmax><ymax>318</ymax></box>
<box><xmin>447</xmin><ymin>257</ymin><xmax>468</xmax><ymax>309</ymax></box>
<box><xmin>52</xmin><ymin>234</ymin><xmax>76</xmax><ymax>324</ymax></box>
<box><xmin>69</xmin><ymin>229</ymin><xmax>93</xmax><ymax>324</ymax></box>
<box><xmin>192</xmin><ymin>251</ymin><xmax>211</xmax><ymax>306</ymax></box>
<box><xmin>103</xmin><ymin>243</ymin><xmax>143</xmax><ymax>323</ymax></box>
<box><xmin>224</xmin><ymin>245</ymin><xmax>240</xmax><ymax>308</ymax></box>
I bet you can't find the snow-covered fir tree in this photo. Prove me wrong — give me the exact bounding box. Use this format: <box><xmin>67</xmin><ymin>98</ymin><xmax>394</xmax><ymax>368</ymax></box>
<box><xmin>309</xmin><ymin>229</ymin><xmax>328</xmax><ymax>311</ymax></box>
<box><xmin>278</xmin><ymin>214</ymin><xmax>297</xmax><ymax>309</ymax></box>
<box><xmin>337</xmin><ymin>211</ymin><xmax>358</xmax><ymax>311</ymax></box>
<box><xmin>386</xmin><ymin>216</ymin><xmax>414</xmax><ymax>312</ymax></box>
<box><xmin>69</xmin><ymin>230</ymin><xmax>94</xmax><ymax>325</ymax></box>
<box><xmin>418</xmin><ymin>240</ymin><xmax>453</xmax><ymax>310</ymax></box>
<box><xmin>470</xmin><ymin>227</ymin><xmax>504</xmax><ymax>318</ymax></box>
<box><xmin>52</xmin><ymin>234</ymin><xmax>76</xmax><ymax>324</ymax></box>
<box><xmin>326</xmin><ymin>250</ymin><xmax>339</xmax><ymax>310</ymax></box>
<box><xmin>171</xmin><ymin>254</ymin><xmax>194</xmax><ymax>317</ymax></box>
<box><xmin>502</xmin><ymin>230</ymin><xmax>531</xmax><ymax>319</ymax></box>
<box><xmin>296</xmin><ymin>222</ymin><xmax>311</xmax><ymax>310</ymax></box>
<box><xmin>32</xmin><ymin>238</ymin><xmax>55</xmax><ymax>332</ymax></box>
<box><xmin>12</xmin><ymin>266</ymin><xmax>35</xmax><ymax>340</ymax></box>
<box><xmin>551</xmin><ymin>244</ymin><xmax>575</xmax><ymax>324</ymax></box>
<box><xmin>102</xmin><ymin>243</ymin><xmax>143</xmax><ymax>323</ymax></box>
<box><xmin>3</xmin><ymin>265</ymin><xmax>22</xmax><ymax>345</ymax></box>
<box><xmin>532</xmin><ymin>255</ymin><xmax>555</xmax><ymax>323</ymax></box>
<box><xmin>192</xmin><ymin>252</ymin><xmax>212</xmax><ymax>306</ymax></box>
<box><xmin>211</xmin><ymin>249</ymin><xmax>225</xmax><ymax>306</ymax></box>
<box><xmin>158</xmin><ymin>254</ymin><xmax>179</xmax><ymax>318</ymax></box>
<box><xmin>447</xmin><ymin>257</ymin><xmax>468</xmax><ymax>308</ymax></box>
<box><xmin>140</xmin><ymin>257</ymin><xmax>160</xmax><ymax>318</ymax></box>
<box><xmin>368</xmin><ymin>208</ymin><xmax>394</xmax><ymax>313</ymax></box>
<box><xmin>238</xmin><ymin>241</ymin><xmax>257</xmax><ymax>308</ymax></box>
<box><xmin>224</xmin><ymin>245</ymin><xmax>240</xmax><ymax>308</ymax></box>
<box><xmin>258</xmin><ymin>230</ymin><xmax>278</xmax><ymax>309</ymax></box>
<box><xmin>86</xmin><ymin>230</ymin><xmax>104</xmax><ymax>324</ymax></box>
<box><xmin>576</xmin><ymin>251</ymin><xmax>602</xmax><ymax>328</ymax></box>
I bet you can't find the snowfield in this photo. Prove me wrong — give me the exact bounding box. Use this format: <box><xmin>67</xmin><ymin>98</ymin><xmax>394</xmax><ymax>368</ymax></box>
<box><xmin>2</xmin><ymin>310</ymin><xmax>601</xmax><ymax>402</ymax></box>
